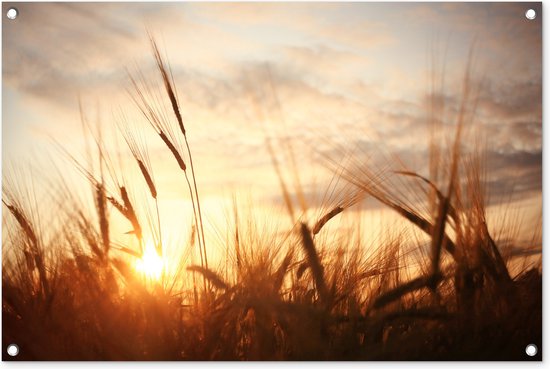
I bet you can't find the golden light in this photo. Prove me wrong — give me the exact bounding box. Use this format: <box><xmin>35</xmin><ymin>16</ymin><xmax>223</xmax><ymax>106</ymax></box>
<box><xmin>135</xmin><ymin>241</ymin><xmax>164</xmax><ymax>280</ymax></box>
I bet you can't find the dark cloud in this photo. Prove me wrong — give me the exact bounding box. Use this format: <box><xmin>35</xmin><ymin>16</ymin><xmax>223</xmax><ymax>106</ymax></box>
<box><xmin>485</xmin><ymin>149</ymin><xmax>542</xmax><ymax>199</ymax></box>
<box><xmin>478</xmin><ymin>80</ymin><xmax>542</xmax><ymax>121</ymax></box>
<box><xmin>265</xmin><ymin>117</ymin><xmax>542</xmax><ymax>212</ymax></box>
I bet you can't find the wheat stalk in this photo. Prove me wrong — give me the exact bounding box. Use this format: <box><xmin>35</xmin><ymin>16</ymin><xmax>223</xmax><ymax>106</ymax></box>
<box><xmin>187</xmin><ymin>265</ymin><xmax>229</xmax><ymax>291</ymax></box>
<box><xmin>127</xmin><ymin>54</ymin><xmax>207</xmax><ymax>275</ymax></box>
<box><xmin>150</xmin><ymin>38</ymin><xmax>209</xmax><ymax>272</ymax></box>
<box><xmin>299</xmin><ymin>222</ymin><xmax>329</xmax><ymax>305</ymax></box>
<box><xmin>95</xmin><ymin>183</ymin><xmax>110</xmax><ymax>256</ymax></box>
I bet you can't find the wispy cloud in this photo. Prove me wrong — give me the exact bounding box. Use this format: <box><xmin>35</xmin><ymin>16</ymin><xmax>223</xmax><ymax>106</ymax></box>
<box><xmin>2</xmin><ymin>2</ymin><xmax>541</xmax><ymax>212</ymax></box>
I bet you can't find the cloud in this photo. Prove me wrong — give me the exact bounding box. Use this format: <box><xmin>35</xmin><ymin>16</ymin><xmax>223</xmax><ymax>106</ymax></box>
<box><xmin>478</xmin><ymin>80</ymin><xmax>542</xmax><ymax>121</ymax></box>
<box><xmin>2</xmin><ymin>2</ymin><xmax>542</xmax><ymax>221</ymax></box>
<box><xmin>485</xmin><ymin>150</ymin><xmax>542</xmax><ymax>202</ymax></box>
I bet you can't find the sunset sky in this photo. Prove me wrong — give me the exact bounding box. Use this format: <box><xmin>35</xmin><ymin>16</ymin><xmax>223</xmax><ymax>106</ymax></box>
<box><xmin>2</xmin><ymin>2</ymin><xmax>542</xmax><ymax>260</ymax></box>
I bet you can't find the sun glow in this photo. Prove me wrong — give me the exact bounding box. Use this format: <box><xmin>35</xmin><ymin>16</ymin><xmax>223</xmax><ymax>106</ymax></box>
<box><xmin>135</xmin><ymin>242</ymin><xmax>164</xmax><ymax>280</ymax></box>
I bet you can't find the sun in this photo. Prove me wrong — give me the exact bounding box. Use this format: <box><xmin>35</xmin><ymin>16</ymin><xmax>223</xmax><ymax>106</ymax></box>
<box><xmin>135</xmin><ymin>241</ymin><xmax>164</xmax><ymax>280</ymax></box>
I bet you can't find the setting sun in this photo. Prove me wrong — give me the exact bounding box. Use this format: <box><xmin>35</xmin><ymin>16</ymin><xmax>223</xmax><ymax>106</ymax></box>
<box><xmin>135</xmin><ymin>242</ymin><xmax>164</xmax><ymax>280</ymax></box>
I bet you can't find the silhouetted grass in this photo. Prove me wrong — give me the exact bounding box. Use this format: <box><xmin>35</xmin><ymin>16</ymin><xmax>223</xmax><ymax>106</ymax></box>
<box><xmin>1</xmin><ymin>40</ymin><xmax>541</xmax><ymax>361</ymax></box>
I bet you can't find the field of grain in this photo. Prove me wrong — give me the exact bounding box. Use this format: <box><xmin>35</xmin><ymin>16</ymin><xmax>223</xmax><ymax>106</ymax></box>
<box><xmin>1</xmin><ymin>32</ymin><xmax>542</xmax><ymax>361</ymax></box>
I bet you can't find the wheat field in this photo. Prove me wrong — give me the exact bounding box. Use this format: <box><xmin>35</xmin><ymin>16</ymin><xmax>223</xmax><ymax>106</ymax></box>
<box><xmin>2</xmin><ymin>36</ymin><xmax>542</xmax><ymax>361</ymax></box>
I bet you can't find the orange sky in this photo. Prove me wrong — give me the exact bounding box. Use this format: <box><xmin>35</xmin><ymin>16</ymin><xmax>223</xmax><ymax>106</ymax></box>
<box><xmin>2</xmin><ymin>2</ymin><xmax>542</xmax><ymax>267</ymax></box>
